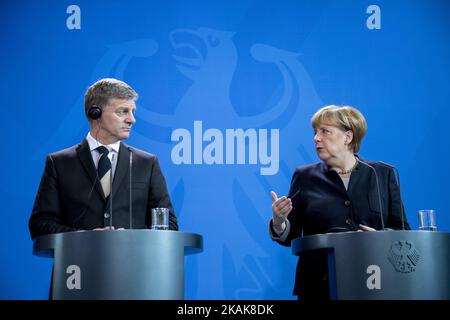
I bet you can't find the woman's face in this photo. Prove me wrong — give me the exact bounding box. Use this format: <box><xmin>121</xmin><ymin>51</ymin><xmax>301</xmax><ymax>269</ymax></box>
<box><xmin>314</xmin><ymin>122</ymin><xmax>352</xmax><ymax>163</ymax></box>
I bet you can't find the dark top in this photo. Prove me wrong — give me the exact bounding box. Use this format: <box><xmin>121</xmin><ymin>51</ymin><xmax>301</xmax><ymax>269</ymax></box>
<box><xmin>271</xmin><ymin>158</ymin><xmax>410</xmax><ymax>297</ymax></box>
<box><xmin>29</xmin><ymin>139</ymin><xmax>178</xmax><ymax>239</ymax></box>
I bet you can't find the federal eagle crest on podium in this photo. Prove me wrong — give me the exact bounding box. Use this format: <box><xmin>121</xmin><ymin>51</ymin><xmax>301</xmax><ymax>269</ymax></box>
<box><xmin>388</xmin><ymin>240</ymin><xmax>420</xmax><ymax>273</ymax></box>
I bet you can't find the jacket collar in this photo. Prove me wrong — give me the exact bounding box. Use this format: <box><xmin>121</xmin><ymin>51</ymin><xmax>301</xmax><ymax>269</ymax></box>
<box><xmin>76</xmin><ymin>139</ymin><xmax>131</xmax><ymax>202</ymax></box>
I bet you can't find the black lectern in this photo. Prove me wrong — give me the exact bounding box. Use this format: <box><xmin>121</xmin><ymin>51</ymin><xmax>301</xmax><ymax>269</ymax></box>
<box><xmin>292</xmin><ymin>231</ymin><xmax>450</xmax><ymax>299</ymax></box>
<box><xmin>33</xmin><ymin>230</ymin><xmax>203</xmax><ymax>299</ymax></box>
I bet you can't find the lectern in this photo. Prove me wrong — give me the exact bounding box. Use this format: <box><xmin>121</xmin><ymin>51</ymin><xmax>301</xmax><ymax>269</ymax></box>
<box><xmin>292</xmin><ymin>231</ymin><xmax>450</xmax><ymax>299</ymax></box>
<box><xmin>33</xmin><ymin>230</ymin><xmax>203</xmax><ymax>300</ymax></box>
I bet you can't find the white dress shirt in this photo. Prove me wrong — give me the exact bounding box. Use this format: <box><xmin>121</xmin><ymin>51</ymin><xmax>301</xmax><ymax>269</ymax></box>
<box><xmin>86</xmin><ymin>132</ymin><xmax>120</xmax><ymax>178</ymax></box>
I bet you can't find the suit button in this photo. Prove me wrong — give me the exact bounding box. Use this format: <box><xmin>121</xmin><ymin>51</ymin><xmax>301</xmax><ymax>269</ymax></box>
<box><xmin>104</xmin><ymin>213</ymin><xmax>110</xmax><ymax>218</ymax></box>
<box><xmin>344</xmin><ymin>200</ymin><xmax>351</xmax><ymax>206</ymax></box>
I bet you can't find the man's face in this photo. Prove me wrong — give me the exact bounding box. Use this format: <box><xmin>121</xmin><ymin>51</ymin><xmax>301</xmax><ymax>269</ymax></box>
<box><xmin>93</xmin><ymin>98</ymin><xmax>136</xmax><ymax>144</ymax></box>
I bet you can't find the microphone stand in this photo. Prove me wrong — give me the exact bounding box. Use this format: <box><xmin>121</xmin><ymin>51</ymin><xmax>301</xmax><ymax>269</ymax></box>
<box><xmin>378</xmin><ymin>161</ymin><xmax>405</xmax><ymax>230</ymax></box>
<box><xmin>109</xmin><ymin>153</ymin><xmax>114</xmax><ymax>229</ymax></box>
<box><xmin>356</xmin><ymin>158</ymin><xmax>385</xmax><ymax>230</ymax></box>
<box><xmin>129</xmin><ymin>149</ymin><xmax>133</xmax><ymax>229</ymax></box>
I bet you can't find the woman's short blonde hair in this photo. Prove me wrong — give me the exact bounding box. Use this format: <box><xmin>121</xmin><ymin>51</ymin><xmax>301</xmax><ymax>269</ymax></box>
<box><xmin>311</xmin><ymin>105</ymin><xmax>367</xmax><ymax>152</ymax></box>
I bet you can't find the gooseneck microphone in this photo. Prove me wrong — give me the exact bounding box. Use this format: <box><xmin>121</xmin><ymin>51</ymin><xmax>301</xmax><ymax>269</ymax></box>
<box><xmin>109</xmin><ymin>153</ymin><xmax>115</xmax><ymax>229</ymax></box>
<box><xmin>72</xmin><ymin>171</ymin><xmax>100</xmax><ymax>229</ymax></box>
<box><xmin>128</xmin><ymin>147</ymin><xmax>133</xmax><ymax>229</ymax></box>
<box><xmin>73</xmin><ymin>129</ymin><xmax>104</xmax><ymax>229</ymax></box>
<box><xmin>376</xmin><ymin>161</ymin><xmax>406</xmax><ymax>231</ymax></box>
<box><xmin>355</xmin><ymin>158</ymin><xmax>385</xmax><ymax>230</ymax></box>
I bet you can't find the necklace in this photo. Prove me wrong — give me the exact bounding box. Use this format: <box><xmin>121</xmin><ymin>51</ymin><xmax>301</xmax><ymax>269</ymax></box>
<box><xmin>335</xmin><ymin>160</ymin><xmax>358</xmax><ymax>175</ymax></box>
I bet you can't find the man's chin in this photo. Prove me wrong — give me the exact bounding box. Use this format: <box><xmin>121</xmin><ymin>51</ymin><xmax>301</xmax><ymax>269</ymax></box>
<box><xmin>119</xmin><ymin>133</ymin><xmax>130</xmax><ymax>140</ymax></box>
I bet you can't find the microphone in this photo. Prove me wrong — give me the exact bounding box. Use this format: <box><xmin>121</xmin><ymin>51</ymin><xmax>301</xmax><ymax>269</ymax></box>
<box><xmin>355</xmin><ymin>158</ymin><xmax>385</xmax><ymax>230</ymax></box>
<box><xmin>109</xmin><ymin>153</ymin><xmax>114</xmax><ymax>229</ymax></box>
<box><xmin>128</xmin><ymin>147</ymin><xmax>133</xmax><ymax>229</ymax></box>
<box><xmin>72</xmin><ymin>137</ymin><xmax>103</xmax><ymax>229</ymax></box>
<box><xmin>374</xmin><ymin>161</ymin><xmax>406</xmax><ymax>230</ymax></box>
<box><xmin>72</xmin><ymin>172</ymin><xmax>100</xmax><ymax>229</ymax></box>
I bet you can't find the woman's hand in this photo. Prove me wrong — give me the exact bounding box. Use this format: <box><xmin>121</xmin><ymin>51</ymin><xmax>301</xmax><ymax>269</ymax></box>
<box><xmin>358</xmin><ymin>224</ymin><xmax>376</xmax><ymax>232</ymax></box>
<box><xmin>271</xmin><ymin>191</ymin><xmax>292</xmax><ymax>233</ymax></box>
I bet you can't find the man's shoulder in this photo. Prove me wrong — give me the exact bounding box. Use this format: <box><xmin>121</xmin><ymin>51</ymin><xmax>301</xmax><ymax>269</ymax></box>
<box><xmin>123</xmin><ymin>144</ymin><xmax>157</xmax><ymax>161</ymax></box>
<box><xmin>48</xmin><ymin>143</ymin><xmax>81</xmax><ymax>159</ymax></box>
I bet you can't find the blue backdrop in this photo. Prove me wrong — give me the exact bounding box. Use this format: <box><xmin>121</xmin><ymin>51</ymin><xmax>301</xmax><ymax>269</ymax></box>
<box><xmin>1</xmin><ymin>0</ymin><xmax>449</xmax><ymax>299</ymax></box>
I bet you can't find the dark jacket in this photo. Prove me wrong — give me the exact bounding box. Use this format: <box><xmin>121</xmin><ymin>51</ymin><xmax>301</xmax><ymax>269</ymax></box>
<box><xmin>272</xmin><ymin>158</ymin><xmax>410</xmax><ymax>297</ymax></box>
<box><xmin>29</xmin><ymin>139</ymin><xmax>178</xmax><ymax>239</ymax></box>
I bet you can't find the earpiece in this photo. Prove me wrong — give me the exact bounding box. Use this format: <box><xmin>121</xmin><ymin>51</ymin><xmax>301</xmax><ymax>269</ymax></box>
<box><xmin>88</xmin><ymin>104</ymin><xmax>102</xmax><ymax>120</ymax></box>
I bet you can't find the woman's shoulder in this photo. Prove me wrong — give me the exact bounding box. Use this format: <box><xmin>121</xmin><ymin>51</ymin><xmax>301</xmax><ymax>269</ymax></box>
<box><xmin>357</xmin><ymin>158</ymin><xmax>396</xmax><ymax>177</ymax></box>
<box><xmin>361</xmin><ymin>159</ymin><xmax>395</xmax><ymax>170</ymax></box>
<box><xmin>293</xmin><ymin>162</ymin><xmax>323</xmax><ymax>175</ymax></box>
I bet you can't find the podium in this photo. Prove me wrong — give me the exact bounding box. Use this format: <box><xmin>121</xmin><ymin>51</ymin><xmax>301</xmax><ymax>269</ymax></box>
<box><xmin>33</xmin><ymin>230</ymin><xmax>203</xmax><ymax>300</ymax></box>
<box><xmin>292</xmin><ymin>231</ymin><xmax>450</xmax><ymax>300</ymax></box>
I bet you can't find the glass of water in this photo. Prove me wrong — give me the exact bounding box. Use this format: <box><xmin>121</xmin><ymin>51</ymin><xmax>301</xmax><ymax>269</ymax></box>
<box><xmin>151</xmin><ymin>208</ymin><xmax>169</xmax><ymax>230</ymax></box>
<box><xmin>418</xmin><ymin>209</ymin><xmax>437</xmax><ymax>231</ymax></box>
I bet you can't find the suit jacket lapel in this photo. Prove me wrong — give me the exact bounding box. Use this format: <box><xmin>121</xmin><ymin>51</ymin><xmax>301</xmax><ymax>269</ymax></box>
<box><xmin>321</xmin><ymin>162</ymin><xmax>348</xmax><ymax>196</ymax></box>
<box><xmin>76</xmin><ymin>139</ymin><xmax>107</xmax><ymax>201</ymax></box>
<box><xmin>347</xmin><ymin>162</ymin><xmax>368</xmax><ymax>197</ymax></box>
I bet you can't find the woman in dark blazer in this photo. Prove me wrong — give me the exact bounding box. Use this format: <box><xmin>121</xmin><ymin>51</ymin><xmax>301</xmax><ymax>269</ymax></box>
<box><xmin>269</xmin><ymin>105</ymin><xmax>410</xmax><ymax>300</ymax></box>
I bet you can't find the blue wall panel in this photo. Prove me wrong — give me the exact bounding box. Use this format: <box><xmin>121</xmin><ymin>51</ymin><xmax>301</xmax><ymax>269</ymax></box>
<box><xmin>0</xmin><ymin>0</ymin><xmax>449</xmax><ymax>299</ymax></box>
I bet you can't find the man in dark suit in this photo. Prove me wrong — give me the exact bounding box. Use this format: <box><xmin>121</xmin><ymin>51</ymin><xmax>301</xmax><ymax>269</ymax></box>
<box><xmin>29</xmin><ymin>78</ymin><xmax>178</xmax><ymax>239</ymax></box>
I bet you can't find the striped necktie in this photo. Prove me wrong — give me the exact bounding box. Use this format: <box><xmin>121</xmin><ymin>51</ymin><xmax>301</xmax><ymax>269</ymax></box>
<box><xmin>96</xmin><ymin>146</ymin><xmax>111</xmax><ymax>198</ymax></box>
